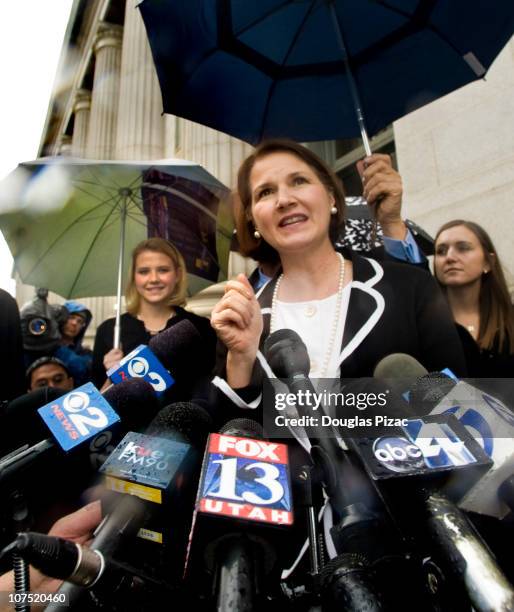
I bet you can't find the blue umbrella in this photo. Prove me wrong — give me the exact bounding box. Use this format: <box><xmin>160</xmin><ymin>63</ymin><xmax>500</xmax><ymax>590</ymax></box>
<box><xmin>140</xmin><ymin>0</ymin><xmax>514</xmax><ymax>151</ymax></box>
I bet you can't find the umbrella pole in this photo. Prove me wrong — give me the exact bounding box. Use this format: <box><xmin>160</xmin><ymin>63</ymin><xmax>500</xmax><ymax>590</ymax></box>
<box><xmin>114</xmin><ymin>196</ymin><xmax>128</xmax><ymax>350</ymax></box>
<box><xmin>329</xmin><ymin>3</ymin><xmax>372</xmax><ymax>157</ymax></box>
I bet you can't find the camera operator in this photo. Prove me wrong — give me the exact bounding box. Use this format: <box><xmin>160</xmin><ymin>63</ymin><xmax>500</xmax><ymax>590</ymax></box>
<box><xmin>19</xmin><ymin>290</ymin><xmax>92</xmax><ymax>392</ymax></box>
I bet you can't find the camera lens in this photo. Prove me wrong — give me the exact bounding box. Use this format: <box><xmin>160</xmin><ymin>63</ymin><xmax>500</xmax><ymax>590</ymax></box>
<box><xmin>28</xmin><ymin>318</ymin><xmax>48</xmax><ymax>336</ymax></box>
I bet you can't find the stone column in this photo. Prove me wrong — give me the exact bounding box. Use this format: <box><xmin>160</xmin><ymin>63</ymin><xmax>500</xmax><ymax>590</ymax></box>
<box><xmin>58</xmin><ymin>135</ymin><xmax>72</xmax><ymax>156</ymax></box>
<box><xmin>163</xmin><ymin>115</ymin><xmax>178</xmax><ymax>158</ymax></box>
<box><xmin>181</xmin><ymin>121</ymin><xmax>253</xmax><ymax>188</ymax></box>
<box><xmin>71</xmin><ymin>89</ymin><xmax>91</xmax><ymax>158</ymax></box>
<box><xmin>115</xmin><ymin>1</ymin><xmax>165</xmax><ymax>159</ymax></box>
<box><xmin>86</xmin><ymin>23</ymin><xmax>123</xmax><ymax>159</ymax></box>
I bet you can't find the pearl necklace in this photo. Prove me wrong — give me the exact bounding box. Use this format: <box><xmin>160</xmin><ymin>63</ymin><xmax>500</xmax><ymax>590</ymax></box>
<box><xmin>270</xmin><ymin>252</ymin><xmax>346</xmax><ymax>377</ymax></box>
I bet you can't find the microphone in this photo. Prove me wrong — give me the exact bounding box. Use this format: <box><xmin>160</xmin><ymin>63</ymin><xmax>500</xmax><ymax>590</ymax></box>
<box><xmin>264</xmin><ymin>330</ymin><xmax>394</xmax><ymax>527</ymax></box>
<box><xmin>0</xmin><ymin>530</ymin><xmax>174</xmax><ymax>601</ymax></box>
<box><xmin>47</xmin><ymin>402</ymin><xmax>212</xmax><ymax>609</ymax></box>
<box><xmin>1</xmin><ymin>387</ymin><xmax>67</xmax><ymax>453</ymax></box>
<box><xmin>376</xmin><ymin>356</ymin><xmax>514</xmax><ymax>519</ymax></box>
<box><xmin>150</xmin><ymin>319</ymin><xmax>214</xmax><ymax>403</ymax></box>
<box><xmin>320</xmin><ymin>553</ymin><xmax>383</xmax><ymax>612</ymax></box>
<box><xmin>213</xmin><ymin>419</ymin><xmax>266</xmax><ymax>612</ymax></box>
<box><xmin>148</xmin><ymin>319</ymin><xmax>204</xmax><ymax>379</ymax></box>
<box><xmin>372</xmin><ymin>352</ymin><xmax>457</xmax><ymax>414</ymax></box>
<box><xmin>106</xmin><ymin>319</ymin><xmax>203</xmax><ymax>394</ymax></box>
<box><xmin>363</xmin><ymin>356</ymin><xmax>514</xmax><ymax>608</ymax></box>
<box><xmin>98</xmin><ymin>402</ymin><xmax>213</xmax><ymax>554</ymax></box>
<box><xmin>428</xmin><ymin>378</ymin><xmax>514</xmax><ymax>519</ymax></box>
<box><xmin>186</xmin><ymin>418</ymin><xmax>294</xmax><ymax>610</ymax></box>
<box><xmin>1</xmin><ymin>532</ymin><xmax>118</xmax><ymax>588</ymax></box>
<box><xmin>263</xmin><ymin>329</ymin><xmax>350</xmax><ymax>514</ymax></box>
<box><xmin>373</xmin><ymin>353</ymin><xmax>429</xmax><ymax>379</ymax></box>
<box><xmin>408</xmin><ymin>372</ymin><xmax>457</xmax><ymax>414</ymax></box>
<box><xmin>0</xmin><ymin>378</ymin><xmax>159</xmax><ymax>488</ymax></box>
<box><xmin>263</xmin><ymin>330</ymin><xmax>404</xmax><ymax>609</ymax></box>
<box><xmin>425</xmin><ymin>493</ymin><xmax>514</xmax><ymax>612</ymax></box>
<box><xmin>0</xmin><ymin>378</ymin><xmax>159</xmax><ymax>556</ymax></box>
<box><xmin>370</xmin><ymin>356</ymin><xmax>492</xmax><ymax>503</ymax></box>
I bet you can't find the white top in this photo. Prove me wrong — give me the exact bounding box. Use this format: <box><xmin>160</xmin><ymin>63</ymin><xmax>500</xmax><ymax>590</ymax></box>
<box><xmin>273</xmin><ymin>284</ymin><xmax>352</xmax><ymax>378</ymax></box>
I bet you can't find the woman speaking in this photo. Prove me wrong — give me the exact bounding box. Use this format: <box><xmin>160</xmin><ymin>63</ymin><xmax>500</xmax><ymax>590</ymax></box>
<box><xmin>210</xmin><ymin>140</ymin><xmax>466</xmax><ymax>401</ymax></box>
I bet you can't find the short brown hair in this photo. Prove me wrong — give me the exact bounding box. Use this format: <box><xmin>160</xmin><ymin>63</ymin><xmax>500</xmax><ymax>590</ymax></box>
<box><xmin>235</xmin><ymin>139</ymin><xmax>346</xmax><ymax>263</ymax></box>
<box><xmin>435</xmin><ymin>220</ymin><xmax>514</xmax><ymax>352</ymax></box>
<box><xmin>26</xmin><ymin>356</ymin><xmax>70</xmax><ymax>387</ymax></box>
<box><xmin>125</xmin><ymin>238</ymin><xmax>188</xmax><ymax>314</ymax></box>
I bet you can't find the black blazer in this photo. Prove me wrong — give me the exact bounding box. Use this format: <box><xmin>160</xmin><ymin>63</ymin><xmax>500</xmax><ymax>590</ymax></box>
<box><xmin>211</xmin><ymin>250</ymin><xmax>467</xmax><ymax>424</ymax></box>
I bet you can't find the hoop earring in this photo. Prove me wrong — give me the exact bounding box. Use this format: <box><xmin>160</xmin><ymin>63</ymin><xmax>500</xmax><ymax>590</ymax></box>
<box><xmin>254</xmin><ymin>230</ymin><xmax>261</xmax><ymax>240</ymax></box>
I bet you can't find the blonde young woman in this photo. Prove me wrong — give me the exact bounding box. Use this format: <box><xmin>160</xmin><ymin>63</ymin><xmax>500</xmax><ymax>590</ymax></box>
<box><xmin>92</xmin><ymin>237</ymin><xmax>215</xmax><ymax>391</ymax></box>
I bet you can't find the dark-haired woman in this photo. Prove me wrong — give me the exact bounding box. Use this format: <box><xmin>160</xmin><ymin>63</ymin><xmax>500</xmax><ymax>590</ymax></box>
<box><xmin>434</xmin><ymin>220</ymin><xmax>514</xmax><ymax>584</ymax></box>
<box><xmin>211</xmin><ymin>139</ymin><xmax>466</xmax><ymax>409</ymax></box>
<box><xmin>207</xmin><ymin>140</ymin><xmax>470</xmax><ymax>584</ymax></box>
<box><xmin>434</xmin><ymin>220</ymin><xmax>514</xmax><ymax>378</ymax></box>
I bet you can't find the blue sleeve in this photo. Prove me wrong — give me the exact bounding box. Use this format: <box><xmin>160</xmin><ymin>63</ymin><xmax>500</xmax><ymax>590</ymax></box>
<box><xmin>254</xmin><ymin>269</ymin><xmax>272</xmax><ymax>291</ymax></box>
<box><xmin>383</xmin><ymin>228</ymin><xmax>425</xmax><ymax>264</ymax></box>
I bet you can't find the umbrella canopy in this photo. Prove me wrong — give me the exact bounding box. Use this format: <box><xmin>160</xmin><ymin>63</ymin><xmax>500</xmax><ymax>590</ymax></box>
<box><xmin>0</xmin><ymin>157</ymin><xmax>231</xmax><ymax>300</ymax></box>
<box><xmin>140</xmin><ymin>0</ymin><xmax>514</xmax><ymax>145</ymax></box>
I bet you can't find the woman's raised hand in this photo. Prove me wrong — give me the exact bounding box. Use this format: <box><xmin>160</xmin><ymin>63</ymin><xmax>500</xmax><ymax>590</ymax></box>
<box><xmin>357</xmin><ymin>153</ymin><xmax>405</xmax><ymax>239</ymax></box>
<box><xmin>211</xmin><ymin>274</ymin><xmax>263</xmax><ymax>360</ymax></box>
<box><xmin>103</xmin><ymin>347</ymin><xmax>124</xmax><ymax>373</ymax></box>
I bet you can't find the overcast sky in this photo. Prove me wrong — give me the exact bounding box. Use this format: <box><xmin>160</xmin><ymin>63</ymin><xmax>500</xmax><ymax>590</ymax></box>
<box><xmin>0</xmin><ymin>0</ymin><xmax>73</xmax><ymax>295</ymax></box>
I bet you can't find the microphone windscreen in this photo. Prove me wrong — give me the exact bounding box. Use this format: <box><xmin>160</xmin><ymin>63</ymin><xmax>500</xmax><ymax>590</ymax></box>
<box><xmin>1</xmin><ymin>387</ymin><xmax>67</xmax><ymax>452</ymax></box>
<box><xmin>373</xmin><ymin>353</ymin><xmax>428</xmax><ymax>381</ymax></box>
<box><xmin>373</xmin><ymin>353</ymin><xmax>430</xmax><ymax>410</ymax></box>
<box><xmin>409</xmin><ymin>372</ymin><xmax>457</xmax><ymax>412</ymax></box>
<box><xmin>103</xmin><ymin>378</ymin><xmax>159</xmax><ymax>429</ymax></box>
<box><xmin>263</xmin><ymin>329</ymin><xmax>310</xmax><ymax>378</ymax></box>
<box><xmin>146</xmin><ymin>402</ymin><xmax>213</xmax><ymax>448</ymax></box>
<box><xmin>148</xmin><ymin>320</ymin><xmax>202</xmax><ymax>377</ymax></box>
<box><xmin>220</xmin><ymin>418</ymin><xmax>264</xmax><ymax>439</ymax></box>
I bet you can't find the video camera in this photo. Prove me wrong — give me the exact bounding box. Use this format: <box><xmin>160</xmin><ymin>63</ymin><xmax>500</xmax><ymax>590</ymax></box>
<box><xmin>19</xmin><ymin>288</ymin><xmax>67</xmax><ymax>353</ymax></box>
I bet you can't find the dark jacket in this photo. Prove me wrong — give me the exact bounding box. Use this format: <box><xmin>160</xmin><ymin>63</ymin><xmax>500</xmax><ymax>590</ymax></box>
<box><xmin>0</xmin><ymin>289</ymin><xmax>25</xmax><ymax>402</ymax></box>
<box><xmin>211</xmin><ymin>250</ymin><xmax>467</xmax><ymax>426</ymax></box>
